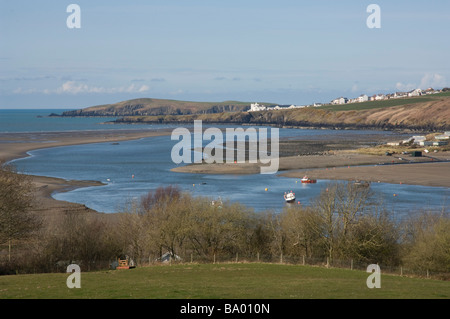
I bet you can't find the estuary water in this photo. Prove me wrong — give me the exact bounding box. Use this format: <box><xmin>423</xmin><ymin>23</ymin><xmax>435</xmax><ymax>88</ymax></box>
<box><xmin>3</xmin><ymin>109</ymin><xmax>449</xmax><ymax>218</ymax></box>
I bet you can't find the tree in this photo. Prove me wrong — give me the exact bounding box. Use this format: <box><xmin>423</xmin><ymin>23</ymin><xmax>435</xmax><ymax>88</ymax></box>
<box><xmin>185</xmin><ymin>198</ymin><xmax>252</xmax><ymax>260</ymax></box>
<box><xmin>140</xmin><ymin>186</ymin><xmax>190</xmax><ymax>259</ymax></box>
<box><xmin>312</xmin><ymin>182</ymin><xmax>375</xmax><ymax>262</ymax></box>
<box><xmin>402</xmin><ymin>212</ymin><xmax>450</xmax><ymax>273</ymax></box>
<box><xmin>280</xmin><ymin>206</ymin><xmax>324</xmax><ymax>259</ymax></box>
<box><xmin>0</xmin><ymin>163</ymin><xmax>41</xmax><ymax>262</ymax></box>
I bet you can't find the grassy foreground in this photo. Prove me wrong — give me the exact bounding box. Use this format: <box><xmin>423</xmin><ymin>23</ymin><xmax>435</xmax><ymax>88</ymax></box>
<box><xmin>1</xmin><ymin>263</ymin><xmax>449</xmax><ymax>299</ymax></box>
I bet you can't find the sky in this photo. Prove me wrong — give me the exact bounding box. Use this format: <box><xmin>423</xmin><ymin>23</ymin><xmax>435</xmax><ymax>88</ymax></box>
<box><xmin>1</xmin><ymin>0</ymin><xmax>449</xmax><ymax>109</ymax></box>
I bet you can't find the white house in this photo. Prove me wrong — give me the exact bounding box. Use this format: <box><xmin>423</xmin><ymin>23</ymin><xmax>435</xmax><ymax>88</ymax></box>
<box><xmin>249</xmin><ymin>103</ymin><xmax>267</xmax><ymax>112</ymax></box>
<box><xmin>394</xmin><ymin>92</ymin><xmax>408</xmax><ymax>99</ymax></box>
<box><xmin>375</xmin><ymin>94</ymin><xmax>386</xmax><ymax>100</ymax></box>
<box><xmin>408</xmin><ymin>88</ymin><xmax>422</xmax><ymax>97</ymax></box>
<box><xmin>357</xmin><ymin>94</ymin><xmax>369</xmax><ymax>103</ymax></box>
<box><xmin>331</xmin><ymin>97</ymin><xmax>348</xmax><ymax>105</ymax></box>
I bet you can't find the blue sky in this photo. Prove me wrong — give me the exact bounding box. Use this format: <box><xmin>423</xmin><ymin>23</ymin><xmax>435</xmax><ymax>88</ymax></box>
<box><xmin>1</xmin><ymin>0</ymin><xmax>449</xmax><ymax>109</ymax></box>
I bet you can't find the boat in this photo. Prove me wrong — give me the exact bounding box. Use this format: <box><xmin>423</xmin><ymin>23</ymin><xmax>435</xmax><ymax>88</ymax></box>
<box><xmin>284</xmin><ymin>191</ymin><xmax>296</xmax><ymax>203</ymax></box>
<box><xmin>301</xmin><ymin>176</ymin><xmax>317</xmax><ymax>183</ymax></box>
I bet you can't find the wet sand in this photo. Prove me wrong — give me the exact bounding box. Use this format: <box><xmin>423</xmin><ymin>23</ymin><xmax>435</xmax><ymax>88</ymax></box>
<box><xmin>0</xmin><ymin>129</ymin><xmax>172</xmax><ymax>163</ymax></box>
<box><xmin>1</xmin><ymin>129</ymin><xmax>449</xmax><ymax>218</ymax></box>
<box><xmin>0</xmin><ymin>129</ymin><xmax>172</xmax><ymax>216</ymax></box>
<box><xmin>172</xmin><ymin>150</ymin><xmax>450</xmax><ymax>188</ymax></box>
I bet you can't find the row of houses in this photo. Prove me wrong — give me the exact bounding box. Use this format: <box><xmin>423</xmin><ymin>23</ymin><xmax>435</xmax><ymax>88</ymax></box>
<box><xmin>387</xmin><ymin>132</ymin><xmax>450</xmax><ymax>147</ymax></box>
<box><xmin>249</xmin><ymin>102</ymin><xmax>322</xmax><ymax>112</ymax></box>
<box><xmin>331</xmin><ymin>87</ymin><xmax>441</xmax><ymax>105</ymax></box>
<box><xmin>250</xmin><ymin>87</ymin><xmax>444</xmax><ymax>112</ymax></box>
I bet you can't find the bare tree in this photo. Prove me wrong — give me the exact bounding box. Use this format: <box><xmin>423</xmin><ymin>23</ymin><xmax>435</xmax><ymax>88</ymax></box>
<box><xmin>312</xmin><ymin>182</ymin><xmax>375</xmax><ymax>262</ymax></box>
<box><xmin>280</xmin><ymin>206</ymin><xmax>323</xmax><ymax>258</ymax></box>
<box><xmin>0</xmin><ymin>163</ymin><xmax>41</xmax><ymax>262</ymax></box>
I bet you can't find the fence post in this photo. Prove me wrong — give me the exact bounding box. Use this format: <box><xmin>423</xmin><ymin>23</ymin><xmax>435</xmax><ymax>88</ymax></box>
<box><xmin>280</xmin><ymin>253</ymin><xmax>283</xmax><ymax>264</ymax></box>
<box><xmin>350</xmin><ymin>259</ymin><xmax>353</xmax><ymax>270</ymax></box>
<box><xmin>302</xmin><ymin>255</ymin><xmax>305</xmax><ymax>266</ymax></box>
<box><xmin>236</xmin><ymin>253</ymin><xmax>238</xmax><ymax>263</ymax></box>
<box><xmin>257</xmin><ymin>252</ymin><xmax>260</xmax><ymax>262</ymax></box>
<box><xmin>213</xmin><ymin>254</ymin><xmax>216</xmax><ymax>264</ymax></box>
<box><xmin>191</xmin><ymin>253</ymin><xmax>193</xmax><ymax>263</ymax></box>
<box><xmin>400</xmin><ymin>266</ymin><xmax>403</xmax><ymax>276</ymax></box>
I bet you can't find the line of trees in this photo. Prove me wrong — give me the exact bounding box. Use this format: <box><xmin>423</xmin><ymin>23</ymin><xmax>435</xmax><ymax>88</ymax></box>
<box><xmin>0</xmin><ymin>163</ymin><xmax>449</xmax><ymax>277</ymax></box>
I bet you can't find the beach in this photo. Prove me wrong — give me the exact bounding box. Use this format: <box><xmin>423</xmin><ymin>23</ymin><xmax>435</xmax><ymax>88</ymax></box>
<box><xmin>172</xmin><ymin>150</ymin><xmax>450</xmax><ymax>188</ymax></box>
<box><xmin>1</xmin><ymin>129</ymin><xmax>449</xmax><ymax>218</ymax></box>
<box><xmin>0</xmin><ymin>129</ymin><xmax>172</xmax><ymax>217</ymax></box>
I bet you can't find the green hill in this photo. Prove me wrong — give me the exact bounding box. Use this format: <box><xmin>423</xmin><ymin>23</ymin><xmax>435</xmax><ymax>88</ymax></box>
<box><xmin>1</xmin><ymin>263</ymin><xmax>449</xmax><ymax>299</ymax></box>
<box><xmin>113</xmin><ymin>93</ymin><xmax>450</xmax><ymax>131</ymax></box>
<box><xmin>57</xmin><ymin>98</ymin><xmax>276</xmax><ymax>117</ymax></box>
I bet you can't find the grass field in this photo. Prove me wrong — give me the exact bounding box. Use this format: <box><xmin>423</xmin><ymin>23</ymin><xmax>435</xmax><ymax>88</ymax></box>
<box><xmin>1</xmin><ymin>263</ymin><xmax>449</xmax><ymax>299</ymax></box>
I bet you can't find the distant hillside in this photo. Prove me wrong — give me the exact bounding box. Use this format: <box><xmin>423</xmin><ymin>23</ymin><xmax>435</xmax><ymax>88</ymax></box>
<box><xmin>56</xmin><ymin>98</ymin><xmax>277</xmax><ymax>117</ymax></box>
<box><xmin>112</xmin><ymin>94</ymin><xmax>450</xmax><ymax>131</ymax></box>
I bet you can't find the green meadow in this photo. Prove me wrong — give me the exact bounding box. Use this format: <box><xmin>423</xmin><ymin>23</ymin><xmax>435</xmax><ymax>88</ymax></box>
<box><xmin>1</xmin><ymin>263</ymin><xmax>449</xmax><ymax>299</ymax></box>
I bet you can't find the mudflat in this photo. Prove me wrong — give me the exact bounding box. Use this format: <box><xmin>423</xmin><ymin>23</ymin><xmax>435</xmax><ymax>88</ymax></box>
<box><xmin>0</xmin><ymin>129</ymin><xmax>172</xmax><ymax>217</ymax></box>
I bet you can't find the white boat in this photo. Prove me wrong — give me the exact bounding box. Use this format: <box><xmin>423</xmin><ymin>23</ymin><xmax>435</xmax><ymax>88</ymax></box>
<box><xmin>284</xmin><ymin>191</ymin><xmax>295</xmax><ymax>203</ymax></box>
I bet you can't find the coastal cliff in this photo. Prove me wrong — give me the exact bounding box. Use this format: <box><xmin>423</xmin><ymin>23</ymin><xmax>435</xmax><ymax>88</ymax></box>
<box><xmin>53</xmin><ymin>93</ymin><xmax>450</xmax><ymax>131</ymax></box>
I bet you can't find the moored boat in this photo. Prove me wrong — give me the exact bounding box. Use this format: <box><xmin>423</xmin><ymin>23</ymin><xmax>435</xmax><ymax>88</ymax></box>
<box><xmin>301</xmin><ymin>176</ymin><xmax>317</xmax><ymax>183</ymax></box>
<box><xmin>284</xmin><ymin>191</ymin><xmax>296</xmax><ymax>203</ymax></box>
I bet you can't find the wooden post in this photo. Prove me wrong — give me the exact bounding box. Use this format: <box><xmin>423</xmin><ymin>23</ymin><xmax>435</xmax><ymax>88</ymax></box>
<box><xmin>236</xmin><ymin>252</ymin><xmax>238</xmax><ymax>263</ymax></box>
<box><xmin>303</xmin><ymin>255</ymin><xmax>305</xmax><ymax>266</ymax></box>
<box><xmin>213</xmin><ymin>254</ymin><xmax>216</xmax><ymax>264</ymax></box>
<box><xmin>191</xmin><ymin>253</ymin><xmax>193</xmax><ymax>263</ymax></box>
<box><xmin>351</xmin><ymin>259</ymin><xmax>353</xmax><ymax>270</ymax></box>
<box><xmin>257</xmin><ymin>252</ymin><xmax>260</xmax><ymax>262</ymax></box>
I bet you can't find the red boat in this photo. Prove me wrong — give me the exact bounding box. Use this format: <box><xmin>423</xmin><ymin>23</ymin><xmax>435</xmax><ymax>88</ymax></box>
<box><xmin>301</xmin><ymin>176</ymin><xmax>317</xmax><ymax>184</ymax></box>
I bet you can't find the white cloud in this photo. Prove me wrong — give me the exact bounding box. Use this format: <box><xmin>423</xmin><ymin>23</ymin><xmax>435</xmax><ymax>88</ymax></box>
<box><xmin>395</xmin><ymin>82</ymin><xmax>416</xmax><ymax>92</ymax></box>
<box><xmin>419</xmin><ymin>73</ymin><xmax>446</xmax><ymax>90</ymax></box>
<box><xmin>395</xmin><ymin>73</ymin><xmax>447</xmax><ymax>92</ymax></box>
<box><xmin>12</xmin><ymin>81</ymin><xmax>150</xmax><ymax>95</ymax></box>
<box><xmin>56</xmin><ymin>81</ymin><xmax>150</xmax><ymax>94</ymax></box>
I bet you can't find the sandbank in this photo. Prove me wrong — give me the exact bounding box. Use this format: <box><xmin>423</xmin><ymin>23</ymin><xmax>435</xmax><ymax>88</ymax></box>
<box><xmin>172</xmin><ymin>150</ymin><xmax>450</xmax><ymax>188</ymax></box>
<box><xmin>0</xmin><ymin>129</ymin><xmax>171</xmax><ymax>216</ymax></box>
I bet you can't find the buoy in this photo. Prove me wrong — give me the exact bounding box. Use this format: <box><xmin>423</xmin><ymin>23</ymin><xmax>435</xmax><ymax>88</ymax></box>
<box><xmin>193</xmin><ymin>184</ymin><xmax>195</xmax><ymax>187</ymax></box>
<box><xmin>393</xmin><ymin>194</ymin><xmax>397</xmax><ymax>196</ymax></box>
<box><xmin>132</xmin><ymin>175</ymin><xmax>134</xmax><ymax>179</ymax></box>
<box><xmin>265</xmin><ymin>188</ymin><xmax>268</xmax><ymax>191</ymax></box>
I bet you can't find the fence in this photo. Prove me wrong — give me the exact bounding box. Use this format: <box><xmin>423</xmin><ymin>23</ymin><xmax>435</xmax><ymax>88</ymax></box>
<box><xmin>132</xmin><ymin>252</ymin><xmax>449</xmax><ymax>281</ymax></box>
<box><xmin>1</xmin><ymin>251</ymin><xmax>448</xmax><ymax>280</ymax></box>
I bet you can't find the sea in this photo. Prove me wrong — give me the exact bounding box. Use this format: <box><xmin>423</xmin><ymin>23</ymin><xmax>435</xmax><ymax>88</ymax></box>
<box><xmin>1</xmin><ymin>109</ymin><xmax>449</xmax><ymax>219</ymax></box>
